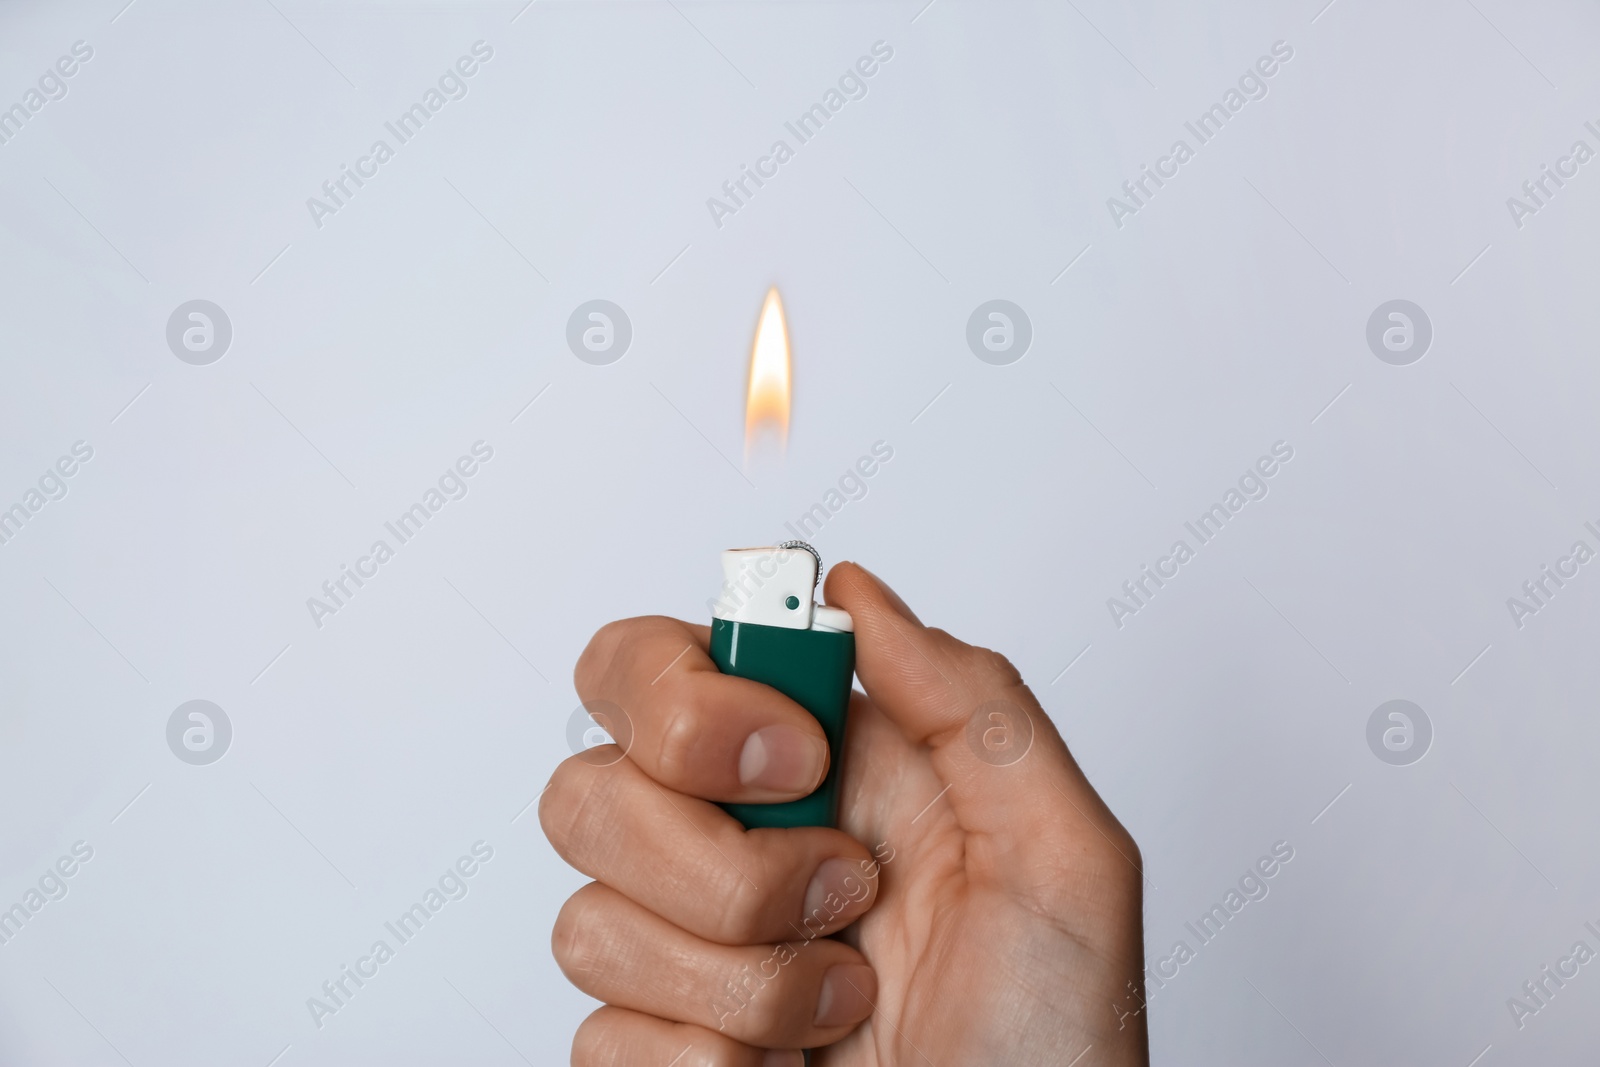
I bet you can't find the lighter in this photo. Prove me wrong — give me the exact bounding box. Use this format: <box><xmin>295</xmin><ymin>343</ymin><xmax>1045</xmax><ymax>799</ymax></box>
<box><xmin>710</xmin><ymin>541</ymin><xmax>854</xmax><ymax>830</ymax></box>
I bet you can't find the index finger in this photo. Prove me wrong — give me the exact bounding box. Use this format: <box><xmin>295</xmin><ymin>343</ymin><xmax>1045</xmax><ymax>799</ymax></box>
<box><xmin>575</xmin><ymin>615</ymin><xmax>832</xmax><ymax>803</ymax></box>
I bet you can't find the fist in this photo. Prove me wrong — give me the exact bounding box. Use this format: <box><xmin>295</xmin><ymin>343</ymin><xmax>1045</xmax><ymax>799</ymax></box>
<box><xmin>542</xmin><ymin>563</ymin><xmax>1148</xmax><ymax>1066</ymax></box>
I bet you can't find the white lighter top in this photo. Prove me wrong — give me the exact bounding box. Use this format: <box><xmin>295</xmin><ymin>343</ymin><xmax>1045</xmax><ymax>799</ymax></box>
<box><xmin>711</xmin><ymin>543</ymin><xmax>854</xmax><ymax>633</ymax></box>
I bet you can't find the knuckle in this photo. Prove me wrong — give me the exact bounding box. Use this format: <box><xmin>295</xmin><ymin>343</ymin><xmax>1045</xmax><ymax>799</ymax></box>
<box><xmin>1118</xmin><ymin>831</ymin><xmax>1144</xmax><ymax>870</ymax></box>
<box><xmin>536</xmin><ymin>761</ymin><xmax>579</xmax><ymax>846</ymax></box>
<box><xmin>1090</xmin><ymin>808</ymin><xmax>1140</xmax><ymax>865</ymax></box>
<box><xmin>928</xmin><ymin>628</ymin><xmax>1025</xmax><ymax>685</ymax></box>
<box><xmin>1077</xmin><ymin>824</ymin><xmax>1143</xmax><ymax>896</ymax></box>
<box><xmin>653</xmin><ymin>695</ymin><xmax>701</xmax><ymax>782</ymax></box>
<box><xmin>551</xmin><ymin>884</ymin><xmax>610</xmax><ymax>983</ymax></box>
<box><xmin>574</xmin><ymin>620</ymin><xmax>627</xmax><ymax>696</ymax></box>
<box><xmin>1105</xmin><ymin>827</ymin><xmax>1144</xmax><ymax>882</ymax></box>
<box><xmin>570</xmin><ymin>1009</ymin><xmax>629</xmax><ymax>1067</ymax></box>
<box><xmin>713</xmin><ymin>863</ymin><xmax>772</xmax><ymax>943</ymax></box>
<box><xmin>712</xmin><ymin>955</ymin><xmax>785</xmax><ymax>1038</ymax></box>
<box><xmin>577</xmin><ymin>616</ymin><xmax>696</xmax><ymax>697</ymax></box>
<box><xmin>975</xmin><ymin>645</ymin><xmax>1025</xmax><ymax>686</ymax></box>
<box><xmin>537</xmin><ymin>759</ymin><xmax>610</xmax><ymax>864</ymax></box>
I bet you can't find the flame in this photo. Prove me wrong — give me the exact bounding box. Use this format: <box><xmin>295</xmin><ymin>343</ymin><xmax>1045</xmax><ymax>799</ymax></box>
<box><xmin>744</xmin><ymin>287</ymin><xmax>791</xmax><ymax>460</ymax></box>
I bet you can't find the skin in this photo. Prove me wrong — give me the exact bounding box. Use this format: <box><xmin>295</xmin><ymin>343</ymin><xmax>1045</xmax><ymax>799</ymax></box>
<box><xmin>542</xmin><ymin>562</ymin><xmax>1149</xmax><ymax>1065</ymax></box>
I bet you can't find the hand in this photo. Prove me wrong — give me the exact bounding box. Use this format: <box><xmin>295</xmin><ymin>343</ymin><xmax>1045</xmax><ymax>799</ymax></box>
<box><xmin>541</xmin><ymin>562</ymin><xmax>1149</xmax><ymax>1065</ymax></box>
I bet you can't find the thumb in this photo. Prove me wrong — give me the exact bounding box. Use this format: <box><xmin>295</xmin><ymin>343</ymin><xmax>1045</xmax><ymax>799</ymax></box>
<box><xmin>824</xmin><ymin>562</ymin><xmax>1141</xmax><ymax>885</ymax></box>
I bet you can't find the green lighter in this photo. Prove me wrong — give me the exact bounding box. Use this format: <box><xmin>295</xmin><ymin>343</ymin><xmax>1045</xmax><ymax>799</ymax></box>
<box><xmin>710</xmin><ymin>542</ymin><xmax>853</xmax><ymax>1065</ymax></box>
<box><xmin>710</xmin><ymin>541</ymin><xmax>855</xmax><ymax>831</ymax></box>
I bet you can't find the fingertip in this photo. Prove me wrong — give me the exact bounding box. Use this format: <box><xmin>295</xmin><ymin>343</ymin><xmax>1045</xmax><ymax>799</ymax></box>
<box><xmin>826</xmin><ymin>561</ymin><xmax>922</xmax><ymax>626</ymax></box>
<box><xmin>738</xmin><ymin>724</ymin><xmax>830</xmax><ymax>796</ymax></box>
<box><xmin>802</xmin><ymin>855</ymin><xmax>879</xmax><ymax>929</ymax></box>
<box><xmin>813</xmin><ymin>962</ymin><xmax>877</xmax><ymax>1028</ymax></box>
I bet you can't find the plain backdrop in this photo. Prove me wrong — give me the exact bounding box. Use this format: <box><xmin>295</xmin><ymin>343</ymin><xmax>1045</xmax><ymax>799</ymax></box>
<box><xmin>1</xmin><ymin>0</ymin><xmax>1598</xmax><ymax>1063</ymax></box>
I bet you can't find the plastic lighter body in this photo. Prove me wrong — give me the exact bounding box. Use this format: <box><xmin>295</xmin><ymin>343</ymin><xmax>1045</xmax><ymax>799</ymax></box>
<box><xmin>710</xmin><ymin>543</ymin><xmax>855</xmax><ymax>830</ymax></box>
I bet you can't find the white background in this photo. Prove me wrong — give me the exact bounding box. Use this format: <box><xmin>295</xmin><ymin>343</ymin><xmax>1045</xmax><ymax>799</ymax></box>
<box><xmin>1</xmin><ymin>0</ymin><xmax>1598</xmax><ymax>1063</ymax></box>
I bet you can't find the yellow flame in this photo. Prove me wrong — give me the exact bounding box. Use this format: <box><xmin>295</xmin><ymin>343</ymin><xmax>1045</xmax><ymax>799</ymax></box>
<box><xmin>744</xmin><ymin>287</ymin><xmax>790</xmax><ymax>459</ymax></box>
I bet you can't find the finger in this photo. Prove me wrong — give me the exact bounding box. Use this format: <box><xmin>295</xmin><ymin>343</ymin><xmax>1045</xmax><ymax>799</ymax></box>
<box><xmin>541</xmin><ymin>751</ymin><xmax>879</xmax><ymax>945</ymax></box>
<box><xmin>824</xmin><ymin>563</ymin><xmax>1141</xmax><ymax>881</ymax></box>
<box><xmin>553</xmin><ymin>882</ymin><xmax>877</xmax><ymax>1050</ymax></box>
<box><xmin>573</xmin><ymin>1006</ymin><xmax>804</xmax><ymax>1067</ymax></box>
<box><xmin>575</xmin><ymin>616</ymin><xmax>831</xmax><ymax>802</ymax></box>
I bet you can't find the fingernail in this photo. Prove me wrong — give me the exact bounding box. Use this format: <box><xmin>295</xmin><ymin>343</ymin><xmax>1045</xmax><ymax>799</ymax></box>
<box><xmin>739</xmin><ymin>726</ymin><xmax>827</xmax><ymax>793</ymax></box>
<box><xmin>814</xmin><ymin>963</ymin><xmax>876</xmax><ymax>1028</ymax></box>
<box><xmin>802</xmin><ymin>857</ymin><xmax>873</xmax><ymax>928</ymax></box>
<box><xmin>763</xmin><ymin>1052</ymin><xmax>804</xmax><ymax>1067</ymax></box>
